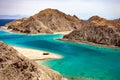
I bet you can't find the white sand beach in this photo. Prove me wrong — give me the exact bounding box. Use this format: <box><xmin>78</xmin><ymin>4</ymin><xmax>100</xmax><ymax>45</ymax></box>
<box><xmin>13</xmin><ymin>46</ymin><xmax>63</xmax><ymax>61</ymax></box>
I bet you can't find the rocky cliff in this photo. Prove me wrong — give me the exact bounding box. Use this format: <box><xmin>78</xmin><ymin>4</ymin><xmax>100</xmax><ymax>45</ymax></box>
<box><xmin>3</xmin><ymin>8</ymin><xmax>83</xmax><ymax>34</ymax></box>
<box><xmin>63</xmin><ymin>16</ymin><xmax>120</xmax><ymax>47</ymax></box>
<box><xmin>0</xmin><ymin>42</ymin><xmax>63</xmax><ymax>80</ymax></box>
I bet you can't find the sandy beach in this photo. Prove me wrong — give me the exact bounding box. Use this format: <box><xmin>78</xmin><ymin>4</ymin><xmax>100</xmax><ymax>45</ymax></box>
<box><xmin>53</xmin><ymin>31</ymin><xmax>72</xmax><ymax>35</ymax></box>
<box><xmin>13</xmin><ymin>46</ymin><xmax>63</xmax><ymax>61</ymax></box>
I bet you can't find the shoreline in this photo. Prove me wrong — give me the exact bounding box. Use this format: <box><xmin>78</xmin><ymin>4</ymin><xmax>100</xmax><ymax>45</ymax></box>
<box><xmin>0</xmin><ymin>27</ymin><xmax>72</xmax><ymax>35</ymax></box>
<box><xmin>12</xmin><ymin>46</ymin><xmax>68</xmax><ymax>80</ymax></box>
<box><xmin>13</xmin><ymin>46</ymin><xmax>63</xmax><ymax>61</ymax></box>
<box><xmin>59</xmin><ymin>39</ymin><xmax>120</xmax><ymax>50</ymax></box>
<box><xmin>53</xmin><ymin>31</ymin><xmax>72</xmax><ymax>35</ymax></box>
<box><xmin>1</xmin><ymin>28</ymin><xmax>120</xmax><ymax>50</ymax></box>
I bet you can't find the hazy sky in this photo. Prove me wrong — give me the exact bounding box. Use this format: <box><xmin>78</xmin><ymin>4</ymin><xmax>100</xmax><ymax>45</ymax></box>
<box><xmin>0</xmin><ymin>0</ymin><xmax>120</xmax><ymax>19</ymax></box>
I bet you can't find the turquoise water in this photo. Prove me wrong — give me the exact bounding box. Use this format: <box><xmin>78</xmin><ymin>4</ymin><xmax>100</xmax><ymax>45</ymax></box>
<box><xmin>0</xmin><ymin>30</ymin><xmax>120</xmax><ymax>80</ymax></box>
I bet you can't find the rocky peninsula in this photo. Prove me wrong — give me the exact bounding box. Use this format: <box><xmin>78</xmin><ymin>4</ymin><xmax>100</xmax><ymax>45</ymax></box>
<box><xmin>2</xmin><ymin>8</ymin><xmax>83</xmax><ymax>34</ymax></box>
<box><xmin>63</xmin><ymin>16</ymin><xmax>120</xmax><ymax>47</ymax></box>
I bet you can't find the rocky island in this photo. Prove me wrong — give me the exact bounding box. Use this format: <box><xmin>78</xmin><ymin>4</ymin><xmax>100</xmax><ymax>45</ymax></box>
<box><xmin>2</xmin><ymin>8</ymin><xmax>83</xmax><ymax>34</ymax></box>
<box><xmin>0</xmin><ymin>42</ymin><xmax>64</xmax><ymax>80</ymax></box>
<box><xmin>63</xmin><ymin>16</ymin><xmax>120</xmax><ymax>47</ymax></box>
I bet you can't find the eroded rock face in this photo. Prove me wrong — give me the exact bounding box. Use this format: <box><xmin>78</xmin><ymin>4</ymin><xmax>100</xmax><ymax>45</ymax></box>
<box><xmin>63</xmin><ymin>16</ymin><xmax>120</xmax><ymax>47</ymax></box>
<box><xmin>3</xmin><ymin>8</ymin><xmax>83</xmax><ymax>34</ymax></box>
<box><xmin>0</xmin><ymin>42</ymin><xmax>63</xmax><ymax>80</ymax></box>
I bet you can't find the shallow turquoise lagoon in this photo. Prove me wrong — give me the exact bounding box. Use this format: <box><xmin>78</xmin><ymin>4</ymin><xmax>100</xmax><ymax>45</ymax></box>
<box><xmin>0</xmin><ymin>30</ymin><xmax>120</xmax><ymax>80</ymax></box>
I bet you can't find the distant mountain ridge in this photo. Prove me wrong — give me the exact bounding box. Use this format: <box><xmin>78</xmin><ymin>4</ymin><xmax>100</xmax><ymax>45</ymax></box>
<box><xmin>2</xmin><ymin>8</ymin><xmax>83</xmax><ymax>34</ymax></box>
<box><xmin>0</xmin><ymin>15</ymin><xmax>26</xmax><ymax>19</ymax></box>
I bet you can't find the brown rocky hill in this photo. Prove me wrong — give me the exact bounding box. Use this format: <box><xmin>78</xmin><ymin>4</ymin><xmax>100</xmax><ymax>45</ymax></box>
<box><xmin>0</xmin><ymin>42</ymin><xmax>63</xmax><ymax>80</ymax></box>
<box><xmin>85</xmin><ymin>16</ymin><xmax>120</xmax><ymax>28</ymax></box>
<box><xmin>3</xmin><ymin>8</ymin><xmax>83</xmax><ymax>34</ymax></box>
<box><xmin>63</xmin><ymin>16</ymin><xmax>120</xmax><ymax>47</ymax></box>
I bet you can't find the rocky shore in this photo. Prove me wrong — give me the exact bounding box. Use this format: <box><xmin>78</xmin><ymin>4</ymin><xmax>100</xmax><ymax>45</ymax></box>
<box><xmin>0</xmin><ymin>42</ymin><xmax>64</xmax><ymax>80</ymax></box>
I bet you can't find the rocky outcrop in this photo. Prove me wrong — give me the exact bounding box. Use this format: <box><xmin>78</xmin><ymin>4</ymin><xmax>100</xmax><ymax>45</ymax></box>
<box><xmin>3</xmin><ymin>8</ymin><xmax>83</xmax><ymax>34</ymax></box>
<box><xmin>0</xmin><ymin>42</ymin><xmax>63</xmax><ymax>80</ymax></box>
<box><xmin>63</xmin><ymin>16</ymin><xmax>120</xmax><ymax>47</ymax></box>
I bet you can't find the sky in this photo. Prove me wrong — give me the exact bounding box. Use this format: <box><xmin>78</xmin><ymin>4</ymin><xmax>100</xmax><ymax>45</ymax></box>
<box><xmin>0</xmin><ymin>0</ymin><xmax>120</xmax><ymax>19</ymax></box>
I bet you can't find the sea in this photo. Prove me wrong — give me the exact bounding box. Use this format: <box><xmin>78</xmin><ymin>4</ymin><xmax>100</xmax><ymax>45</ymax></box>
<box><xmin>0</xmin><ymin>19</ymin><xmax>120</xmax><ymax>80</ymax></box>
<box><xmin>0</xmin><ymin>19</ymin><xmax>14</xmax><ymax>26</ymax></box>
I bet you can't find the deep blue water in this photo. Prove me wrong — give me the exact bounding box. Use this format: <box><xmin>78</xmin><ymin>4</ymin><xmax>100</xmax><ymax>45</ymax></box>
<box><xmin>0</xmin><ymin>20</ymin><xmax>120</xmax><ymax>80</ymax></box>
<box><xmin>0</xmin><ymin>19</ymin><xmax>14</xmax><ymax>26</ymax></box>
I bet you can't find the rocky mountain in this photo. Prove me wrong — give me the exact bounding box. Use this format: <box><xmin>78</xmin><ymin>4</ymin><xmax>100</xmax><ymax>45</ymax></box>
<box><xmin>3</xmin><ymin>8</ymin><xmax>83</xmax><ymax>34</ymax></box>
<box><xmin>63</xmin><ymin>16</ymin><xmax>120</xmax><ymax>47</ymax></box>
<box><xmin>0</xmin><ymin>42</ymin><xmax>63</xmax><ymax>80</ymax></box>
<box><xmin>85</xmin><ymin>16</ymin><xmax>120</xmax><ymax>28</ymax></box>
